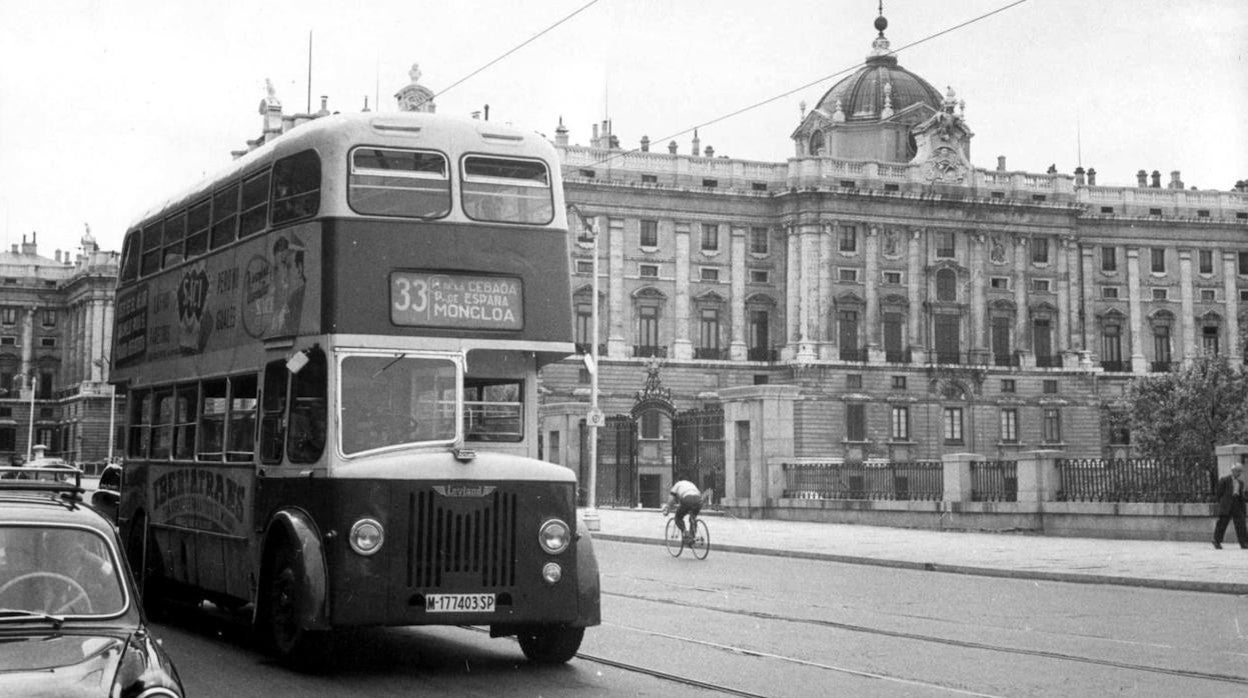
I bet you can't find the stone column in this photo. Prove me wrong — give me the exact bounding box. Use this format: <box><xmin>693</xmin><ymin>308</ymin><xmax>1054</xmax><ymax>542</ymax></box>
<box><xmin>730</xmin><ymin>226</ymin><xmax>747</xmax><ymax>361</ymax></box>
<box><xmin>796</xmin><ymin>224</ymin><xmax>819</xmax><ymax>362</ymax></box>
<box><xmin>1081</xmin><ymin>245</ymin><xmax>1097</xmax><ymax>353</ymax></box>
<box><xmin>785</xmin><ymin>226</ymin><xmax>800</xmax><ymax>360</ymax></box>
<box><xmin>1013</xmin><ymin>236</ymin><xmax>1031</xmax><ymax>367</ymax></box>
<box><xmin>1224</xmin><ymin>252</ymin><xmax>1240</xmax><ymax>360</ymax></box>
<box><xmin>907</xmin><ymin>228</ymin><xmax>925</xmax><ymax>363</ymax></box>
<box><xmin>1178</xmin><ymin>250</ymin><xmax>1195</xmax><ymax>366</ymax></box>
<box><xmin>865</xmin><ymin>225</ymin><xmax>882</xmax><ymax>362</ymax></box>
<box><xmin>606</xmin><ymin>216</ymin><xmax>629</xmax><ymax>357</ymax></box>
<box><xmin>673</xmin><ymin>223</ymin><xmax>693</xmax><ymax>360</ymax></box>
<box><xmin>1126</xmin><ymin>247</ymin><xmax>1146</xmax><ymax>372</ymax></box>
<box><xmin>20</xmin><ymin>306</ymin><xmax>35</xmax><ymax>384</ymax></box>
<box><xmin>817</xmin><ymin>221</ymin><xmax>834</xmax><ymax>359</ymax></box>
<box><xmin>969</xmin><ymin>232</ymin><xmax>986</xmax><ymax>362</ymax></box>
<box><xmin>941</xmin><ymin>452</ymin><xmax>980</xmax><ymax>503</ymax></box>
<box><xmin>1056</xmin><ymin>237</ymin><xmax>1071</xmax><ymax>355</ymax></box>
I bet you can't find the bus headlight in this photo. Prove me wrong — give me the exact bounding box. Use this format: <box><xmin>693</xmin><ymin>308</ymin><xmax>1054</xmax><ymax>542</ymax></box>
<box><xmin>349</xmin><ymin>518</ymin><xmax>385</xmax><ymax>556</ymax></box>
<box><xmin>538</xmin><ymin>519</ymin><xmax>571</xmax><ymax>555</ymax></box>
<box><xmin>542</xmin><ymin>562</ymin><xmax>562</xmax><ymax>584</ymax></box>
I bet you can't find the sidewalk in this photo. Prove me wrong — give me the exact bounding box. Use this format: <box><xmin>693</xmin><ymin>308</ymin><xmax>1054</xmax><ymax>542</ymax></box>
<box><xmin>581</xmin><ymin>507</ymin><xmax>1248</xmax><ymax>595</ymax></box>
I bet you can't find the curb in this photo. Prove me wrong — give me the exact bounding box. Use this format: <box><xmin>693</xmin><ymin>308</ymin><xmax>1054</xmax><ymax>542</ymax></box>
<box><xmin>593</xmin><ymin>533</ymin><xmax>1248</xmax><ymax>596</ymax></box>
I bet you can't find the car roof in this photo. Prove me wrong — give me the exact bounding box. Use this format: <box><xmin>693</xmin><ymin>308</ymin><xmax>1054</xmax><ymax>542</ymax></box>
<box><xmin>0</xmin><ymin>486</ymin><xmax>116</xmax><ymax>534</ymax></box>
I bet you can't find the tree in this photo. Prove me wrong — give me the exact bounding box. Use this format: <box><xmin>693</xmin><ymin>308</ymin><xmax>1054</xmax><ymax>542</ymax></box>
<box><xmin>1121</xmin><ymin>353</ymin><xmax>1248</xmax><ymax>461</ymax></box>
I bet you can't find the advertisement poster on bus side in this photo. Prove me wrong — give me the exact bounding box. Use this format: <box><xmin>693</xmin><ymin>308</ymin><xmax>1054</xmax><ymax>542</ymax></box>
<box><xmin>148</xmin><ymin>464</ymin><xmax>252</xmax><ymax>537</ymax></box>
<box><xmin>114</xmin><ymin>228</ymin><xmax>320</xmax><ymax>368</ymax></box>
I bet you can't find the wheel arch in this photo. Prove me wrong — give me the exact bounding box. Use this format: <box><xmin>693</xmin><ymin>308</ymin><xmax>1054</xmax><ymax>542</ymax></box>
<box><xmin>254</xmin><ymin>507</ymin><xmax>330</xmax><ymax>631</ymax></box>
<box><xmin>572</xmin><ymin>517</ymin><xmax>601</xmax><ymax>627</ymax></box>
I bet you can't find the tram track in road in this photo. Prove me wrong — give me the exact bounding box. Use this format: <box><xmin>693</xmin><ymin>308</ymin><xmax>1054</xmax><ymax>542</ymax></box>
<box><xmin>605</xmin><ymin>590</ymin><xmax>1248</xmax><ymax>688</ymax></box>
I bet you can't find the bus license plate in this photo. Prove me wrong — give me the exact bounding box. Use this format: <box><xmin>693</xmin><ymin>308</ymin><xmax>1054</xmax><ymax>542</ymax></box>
<box><xmin>425</xmin><ymin>593</ymin><xmax>496</xmax><ymax>613</ymax></box>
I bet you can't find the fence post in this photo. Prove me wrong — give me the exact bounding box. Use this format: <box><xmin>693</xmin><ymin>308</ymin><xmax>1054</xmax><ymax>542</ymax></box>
<box><xmin>1016</xmin><ymin>449</ymin><xmax>1062</xmax><ymax>503</ymax></box>
<box><xmin>942</xmin><ymin>453</ymin><xmax>980</xmax><ymax>503</ymax></box>
<box><xmin>1215</xmin><ymin>444</ymin><xmax>1248</xmax><ymax>479</ymax></box>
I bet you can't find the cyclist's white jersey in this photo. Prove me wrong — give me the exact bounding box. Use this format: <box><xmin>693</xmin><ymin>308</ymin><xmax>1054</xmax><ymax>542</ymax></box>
<box><xmin>671</xmin><ymin>480</ymin><xmax>700</xmax><ymax>500</ymax></box>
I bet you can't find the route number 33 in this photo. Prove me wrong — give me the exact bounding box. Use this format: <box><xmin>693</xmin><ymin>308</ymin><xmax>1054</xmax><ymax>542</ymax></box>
<box><xmin>393</xmin><ymin>277</ymin><xmax>428</xmax><ymax>312</ymax></box>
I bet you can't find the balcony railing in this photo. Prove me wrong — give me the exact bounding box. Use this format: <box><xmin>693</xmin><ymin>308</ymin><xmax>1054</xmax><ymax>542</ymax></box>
<box><xmin>633</xmin><ymin>345</ymin><xmax>668</xmax><ymax>358</ymax></box>
<box><xmin>1150</xmin><ymin>360</ymin><xmax>1172</xmax><ymax>373</ymax></box>
<box><xmin>839</xmin><ymin>347</ymin><xmax>867</xmax><ymax>362</ymax></box>
<box><xmin>1035</xmin><ymin>354</ymin><xmax>1063</xmax><ymax>368</ymax></box>
<box><xmin>694</xmin><ymin>347</ymin><xmax>729</xmax><ymax>360</ymax></box>
<box><xmin>747</xmin><ymin>347</ymin><xmax>778</xmax><ymax>362</ymax></box>
<box><xmin>884</xmin><ymin>349</ymin><xmax>912</xmax><ymax>364</ymax></box>
<box><xmin>1100</xmin><ymin>360</ymin><xmax>1128</xmax><ymax>372</ymax></box>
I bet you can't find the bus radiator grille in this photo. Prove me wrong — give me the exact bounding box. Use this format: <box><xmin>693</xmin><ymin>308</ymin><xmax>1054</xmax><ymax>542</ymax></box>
<box><xmin>408</xmin><ymin>489</ymin><xmax>518</xmax><ymax>589</ymax></box>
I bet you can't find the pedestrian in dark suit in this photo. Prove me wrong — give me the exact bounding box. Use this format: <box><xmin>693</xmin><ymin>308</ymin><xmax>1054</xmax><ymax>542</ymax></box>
<box><xmin>1213</xmin><ymin>463</ymin><xmax>1247</xmax><ymax>549</ymax></box>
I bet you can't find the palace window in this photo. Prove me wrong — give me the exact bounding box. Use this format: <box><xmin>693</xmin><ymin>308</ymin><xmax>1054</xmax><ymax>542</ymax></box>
<box><xmin>640</xmin><ymin>219</ymin><xmax>658</xmax><ymax>247</ymax></box>
<box><xmin>891</xmin><ymin>406</ymin><xmax>909</xmax><ymax>440</ymax></box>
<box><xmin>1199</xmin><ymin>250</ymin><xmax>1214</xmax><ymax>274</ymax></box>
<box><xmin>1151</xmin><ymin>248</ymin><xmax>1166</xmax><ymax>273</ymax></box>
<box><xmin>846</xmin><ymin>403</ymin><xmax>866</xmax><ymax>441</ymax></box>
<box><xmin>839</xmin><ymin>225</ymin><xmax>857</xmax><ymax>253</ymax></box>
<box><xmin>1101</xmin><ymin>247</ymin><xmax>1117</xmax><ymax>272</ymax></box>
<box><xmin>943</xmin><ymin>407</ymin><xmax>964</xmax><ymax>444</ymax></box>
<box><xmin>1000</xmin><ymin>409</ymin><xmax>1018</xmax><ymax>443</ymax></box>
<box><xmin>935</xmin><ymin>231</ymin><xmax>955</xmax><ymax>259</ymax></box>
<box><xmin>701</xmin><ymin>223</ymin><xmax>719</xmax><ymax>251</ymax></box>
<box><xmin>1042</xmin><ymin>408</ymin><xmax>1062</xmax><ymax>443</ymax></box>
<box><xmin>750</xmin><ymin>227</ymin><xmax>769</xmax><ymax>254</ymax></box>
<box><xmin>1032</xmin><ymin>237</ymin><xmax>1049</xmax><ymax>264</ymax></box>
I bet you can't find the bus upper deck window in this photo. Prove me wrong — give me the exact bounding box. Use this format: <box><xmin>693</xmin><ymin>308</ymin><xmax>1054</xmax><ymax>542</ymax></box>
<box><xmin>349</xmin><ymin>147</ymin><xmax>449</xmax><ymax>219</ymax></box>
<box><xmin>272</xmin><ymin>150</ymin><xmax>321</xmax><ymax>225</ymax></box>
<box><xmin>461</xmin><ymin>156</ymin><xmax>553</xmax><ymax>225</ymax></box>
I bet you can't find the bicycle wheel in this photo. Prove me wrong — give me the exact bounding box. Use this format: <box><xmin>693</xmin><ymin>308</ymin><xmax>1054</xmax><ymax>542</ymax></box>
<box><xmin>664</xmin><ymin>518</ymin><xmax>684</xmax><ymax>557</ymax></box>
<box><xmin>690</xmin><ymin>519</ymin><xmax>710</xmax><ymax>560</ymax></box>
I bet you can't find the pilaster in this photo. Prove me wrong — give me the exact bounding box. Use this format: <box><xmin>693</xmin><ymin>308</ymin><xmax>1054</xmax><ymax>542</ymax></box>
<box><xmin>1224</xmin><ymin>252</ymin><xmax>1240</xmax><ymax>360</ymax></box>
<box><xmin>1126</xmin><ymin>247</ymin><xmax>1146</xmax><ymax>372</ymax></box>
<box><xmin>730</xmin><ymin>226</ymin><xmax>747</xmax><ymax>360</ymax></box>
<box><xmin>906</xmin><ymin>227</ymin><xmax>925</xmax><ymax>362</ymax></box>
<box><xmin>673</xmin><ymin>223</ymin><xmax>693</xmax><ymax>360</ymax></box>
<box><xmin>606</xmin><ymin>215</ymin><xmax>629</xmax><ymax>357</ymax></box>
<box><xmin>1178</xmin><ymin>250</ymin><xmax>1195</xmax><ymax>366</ymax></box>
<box><xmin>865</xmin><ymin>225</ymin><xmax>882</xmax><ymax>362</ymax></box>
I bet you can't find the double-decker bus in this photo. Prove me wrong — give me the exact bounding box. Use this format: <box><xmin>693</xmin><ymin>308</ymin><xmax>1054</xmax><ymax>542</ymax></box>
<box><xmin>111</xmin><ymin>110</ymin><xmax>599</xmax><ymax>665</ymax></box>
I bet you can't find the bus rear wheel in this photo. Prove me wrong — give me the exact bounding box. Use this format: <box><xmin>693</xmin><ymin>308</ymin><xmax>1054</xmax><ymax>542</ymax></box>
<box><xmin>260</xmin><ymin>545</ymin><xmax>332</xmax><ymax>670</ymax></box>
<box><xmin>516</xmin><ymin>625</ymin><xmax>584</xmax><ymax>663</ymax></box>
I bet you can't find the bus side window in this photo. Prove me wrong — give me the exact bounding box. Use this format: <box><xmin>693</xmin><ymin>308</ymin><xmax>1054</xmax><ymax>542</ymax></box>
<box><xmin>272</xmin><ymin>150</ymin><xmax>321</xmax><ymax>225</ymax></box>
<box><xmin>227</xmin><ymin>374</ymin><xmax>258</xmax><ymax>463</ymax></box>
<box><xmin>260</xmin><ymin>361</ymin><xmax>288</xmax><ymax>464</ymax></box>
<box><xmin>288</xmin><ymin>348</ymin><xmax>326</xmax><ymax>464</ymax></box>
<box><xmin>198</xmin><ymin>379</ymin><xmax>227</xmax><ymax>461</ymax></box>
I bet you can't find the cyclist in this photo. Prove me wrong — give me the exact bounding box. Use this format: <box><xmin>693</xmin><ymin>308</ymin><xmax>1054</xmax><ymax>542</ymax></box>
<box><xmin>662</xmin><ymin>479</ymin><xmax>703</xmax><ymax>546</ymax></box>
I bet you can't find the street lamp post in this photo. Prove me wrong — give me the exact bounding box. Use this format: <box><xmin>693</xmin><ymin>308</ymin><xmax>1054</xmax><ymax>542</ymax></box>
<box><xmin>569</xmin><ymin>205</ymin><xmax>601</xmax><ymax>531</ymax></box>
<box><xmin>25</xmin><ymin>370</ymin><xmax>36</xmax><ymax>462</ymax></box>
<box><xmin>94</xmin><ymin>356</ymin><xmax>115</xmax><ymax>463</ymax></box>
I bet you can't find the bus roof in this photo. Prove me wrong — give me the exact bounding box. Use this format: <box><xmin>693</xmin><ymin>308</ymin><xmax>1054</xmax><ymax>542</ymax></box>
<box><xmin>128</xmin><ymin>112</ymin><xmax>558</xmax><ymax>230</ymax></box>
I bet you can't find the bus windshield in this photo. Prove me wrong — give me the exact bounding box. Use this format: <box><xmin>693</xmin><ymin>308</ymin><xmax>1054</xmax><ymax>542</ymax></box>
<box><xmin>340</xmin><ymin>353</ymin><xmax>458</xmax><ymax>455</ymax></box>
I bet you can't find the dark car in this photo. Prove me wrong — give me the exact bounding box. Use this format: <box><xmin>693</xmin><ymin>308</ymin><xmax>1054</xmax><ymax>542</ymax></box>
<box><xmin>90</xmin><ymin>462</ymin><xmax>122</xmax><ymax>524</ymax></box>
<box><xmin>0</xmin><ymin>466</ymin><xmax>183</xmax><ymax>697</ymax></box>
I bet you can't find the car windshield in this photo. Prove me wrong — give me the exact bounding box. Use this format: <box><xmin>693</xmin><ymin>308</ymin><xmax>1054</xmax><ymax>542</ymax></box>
<box><xmin>340</xmin><ymin>354</ymin><xmax>459</xmax><ymax>455</ymax></box>
<box><xmin>0</xmin><ymin>526</ymin><xmax>126</xmax><ymax>617</ymax></box>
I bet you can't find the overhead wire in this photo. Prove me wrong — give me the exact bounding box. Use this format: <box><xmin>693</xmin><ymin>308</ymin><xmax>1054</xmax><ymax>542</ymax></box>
<box><xmin>431</xmin><ymin>0</ymin><xmax>605</xmax><ymax>102</ymax></box>
<box><xmin>587</xmin><ymin>0</ymin><xmax>1030</xmax><ymax>168</ymax></box>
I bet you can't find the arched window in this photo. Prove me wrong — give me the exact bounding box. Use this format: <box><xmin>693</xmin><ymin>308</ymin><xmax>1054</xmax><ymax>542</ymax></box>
<box><xmin>809</xmin><ymin>130</ymin><xmax>825</xmax><ymax>156</ymax></box>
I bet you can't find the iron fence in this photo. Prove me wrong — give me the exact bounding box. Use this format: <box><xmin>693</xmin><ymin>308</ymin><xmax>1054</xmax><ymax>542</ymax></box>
<box><xmin>971</xmin><ymin>460</ymin><xmax>1018</xmax><ymax>501</ymax></box>
<box><xmin>782</xmin><ymin>460</ymin><xmax>943</xmax><ymax>501</ymax></box>
<box><xmin>1056</xmin><ymin>458</ymin><xmax>1216</xmax><ymax>503</ymax></box>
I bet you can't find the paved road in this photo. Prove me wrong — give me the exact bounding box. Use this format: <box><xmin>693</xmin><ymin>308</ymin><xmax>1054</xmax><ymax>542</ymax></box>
<box><xmin>154</xmin><ymin>538</ymin><xmax>1248</xmax><ymax>696</ymax></box>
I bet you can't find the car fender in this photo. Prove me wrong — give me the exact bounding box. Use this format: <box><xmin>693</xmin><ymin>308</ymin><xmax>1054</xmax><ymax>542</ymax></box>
<box><xmin>573</xmin><ymin>520</ymin><xmax>601</xmax><ymax>627</ymax></box>
<box><xmin>258</xmin><ymin>508</ymin><xmax>330</xmax><ymax>631</ymax></box>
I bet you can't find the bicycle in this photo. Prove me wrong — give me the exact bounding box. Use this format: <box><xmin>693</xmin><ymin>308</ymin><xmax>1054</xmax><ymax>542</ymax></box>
<box><xmin>664</xmin><ymin>514</ymin><xmax>710</xmax><ymax>560</ymax></box>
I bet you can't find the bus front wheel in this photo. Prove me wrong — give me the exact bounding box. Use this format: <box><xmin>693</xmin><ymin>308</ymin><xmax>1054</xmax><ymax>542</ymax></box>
<box><xmin>516</xmin><ymin>625</ymin><xmax>584</xmax><ymax>663</ymax></box>
<box><xmin>260</xmin><ymin>545</ymin><xmax>332</xmax><ymax>670</ymax></box>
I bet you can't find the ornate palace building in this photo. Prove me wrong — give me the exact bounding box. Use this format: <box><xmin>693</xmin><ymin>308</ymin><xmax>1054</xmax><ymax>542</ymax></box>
<box><xmin>0</xmin><ymin>231</ymin><xmax>119</xmax><ymax>465</ymax></box>
<box><xmin>536</xmin><ymin>12</ymin><xmax>1248</xmax><ymax>507</ymax></box>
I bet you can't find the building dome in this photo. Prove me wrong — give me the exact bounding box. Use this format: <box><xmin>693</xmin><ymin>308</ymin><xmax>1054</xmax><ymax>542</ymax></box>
<box><xmin>813</xmin><ymin>15</ymin><xmax>942</xmax><ymax>121</ymax></box>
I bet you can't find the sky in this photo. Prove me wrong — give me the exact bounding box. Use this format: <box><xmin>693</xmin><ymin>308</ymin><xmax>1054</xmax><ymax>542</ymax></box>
<box><xmin>1</xmin><ymin>0</ymin><xmax>1244</xmax><ymax>260</ymax></box>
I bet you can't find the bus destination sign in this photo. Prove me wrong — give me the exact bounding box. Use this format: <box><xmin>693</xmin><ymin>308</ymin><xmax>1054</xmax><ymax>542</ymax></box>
<box><xmin>391</xmin><ymin>272</ymin><xmax>523</xmax><ymax>330</ymax></box>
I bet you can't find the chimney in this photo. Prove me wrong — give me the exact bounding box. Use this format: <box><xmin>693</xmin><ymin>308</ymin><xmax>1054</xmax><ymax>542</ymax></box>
<box><xmin>996</xmin><ymin>156</ymin><xmax>1006</xmax><ymax>171</ymax></box>
<box><xmin>704</xmin><ymin>145</ymin><xmax>714</xmax><ymax>158</ymax></box>
<box><xmin>1137</xmin><ymin>170</ymin><xmax>1148</xmax><ymax>187</ymax></box>
<box><xmin>9</xmin><ymin>244</ymin><xmax>16</xmax><ymax>254</ymax></box>
<box><xmin>691</xmin><ymin>130</ymin><xmax>700</xmax><ymax>157</ymax></box>
<box><xmin>668</xmin><ymin>140</ymin><xmax>678</xmax><ymax>154</ymax></box>
<box><xmin>1150</xmin><ymin>170</ymin><xmax>1161</xmax><ymax>188</ymax></box>
<box><xmin>640</xmin><ymin>135</ymin><xmax>650</xmax><ymax>152</ymax></box>
<box><xmin>483</xmin><ymin>104</ymin><xmax>490</xmax><ymax>121</ymax></box>
<box><xmin>1074</xmin><ymin>166</ymin><xmax>1086</xmax><ymax>186</ymax></box>
<box><xmin>1087</xmin><ymin>168</ymin><xmax>1097</xmax><ymax>186</ymax></box>
<box><xmin>318</xmin><ymin>95</ymin><xmax>329</xmax><ymax>116</ymax></box>
<box><xmin>21</xmin><ymin>233</ymin><xmax>37</xmax><ymax>256</ymax></box>
<box><xmin>54</xmin><ymin>250</ymin><xmax>61</xmax><ymax>263</ymax></box>
<box><xmin>1169</xmin><ymin>171</ymin><xmax>1183</xmax><ymax>189</ymax></box>
<box><xmin>592</xmin><ymin>123</ymin><xmax>599</xmax><ymax>147</ymax></box>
